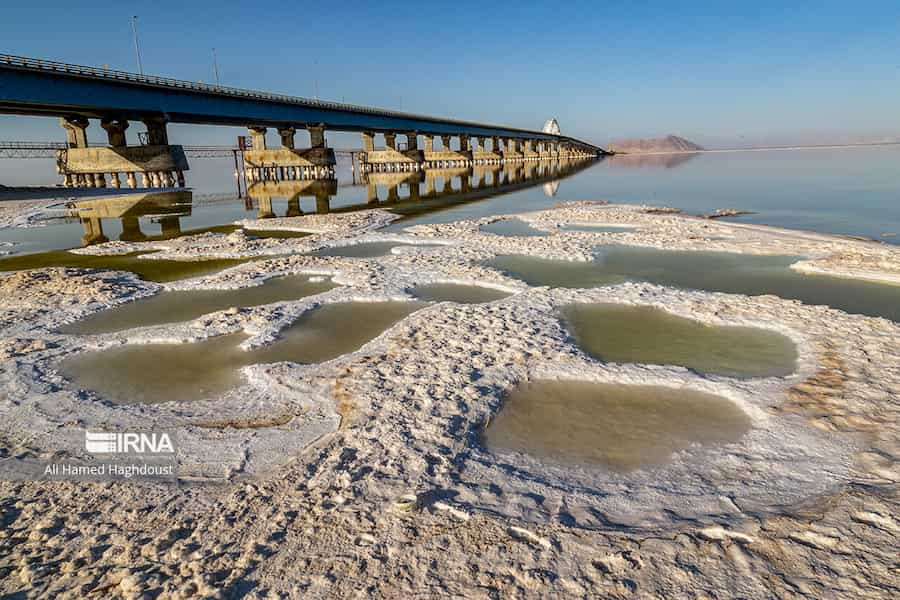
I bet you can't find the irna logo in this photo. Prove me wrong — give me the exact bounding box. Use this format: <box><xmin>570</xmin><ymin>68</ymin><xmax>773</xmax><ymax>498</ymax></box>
<box><xmin>85</xmin><ymin>431</ymin><xmax>175</xmax><ymax>455</ymax></box>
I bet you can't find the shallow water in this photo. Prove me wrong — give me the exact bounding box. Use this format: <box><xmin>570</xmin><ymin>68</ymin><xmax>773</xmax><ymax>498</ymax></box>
<box><xmin>562</xmin><ymin>303</ymin><xmax>797</xmax><ymax>377</ymax></box>
<box><xmin>0</xmin><ymin>250</ymin><xmax>249</xmax><ymax>282</ymax></box>
<box><xmin>61</xmin><ymin>275</ymin><xmax>336</xmax><ymax>334</ymax></box>
<box><xmin>480</xmin><ymin>219</ymin><xmax>551</xmax><ymax>238</ymax></box>
<box><xmin>60</xmin><ymin>301</ymin><xmax>423</xmax><ymax>404</ymax></box>
<box><xmin>250</xmin><ymin>301</ymin><xmax>425</xmax><ymax>365</ymax></box>
<box><xmin>559</xmin><ymin>224</ymin><xmax>637</xmax><ymax>234</ymax></box>
<box><xmin>488</xmin><ymin>245</ymin><xmax>900</xmax><ymax>321</ymax></box>
<box><xmin>483</xmin><ymin>380</ymin><xmax>751</xmax><ymax>472</ymax></box>
<box><xmin>3</xmin><ymin>147</ymin><xmax>900</xmax><ymax>245</ymax></box>
<box><xmin>311</xmin><ymin>241</ymin><xmax>438</xmax><ymax>258</ymax></box>
<box><xmin>244</xmin><ymin>229</ymin><xmax>312</xmax><ymax>239</ymax></box>
<box><xmin>60</xmin><ymin>332</ymin><xmax>249</xmax><ymax>405</ymax></box>
<box><xmin>408</xmin><ymin>283</ymin><xmax>511</xmax><ymax>304</ymax></box>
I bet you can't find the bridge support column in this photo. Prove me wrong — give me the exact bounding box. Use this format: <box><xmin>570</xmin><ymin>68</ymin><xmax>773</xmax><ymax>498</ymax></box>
<box><xmin>101</xmin><ymin>118</ymin><xmax>129</xmax><ymax>148</ymax></box>
<box><xmin>384</xmin><ymin>133</ymin><xmax>397</xmax><ymax>150</ymax></box>
<box><xmin>308</xmin><ymin>124</ymin><xmax>326</xmax><ymax>149</ymax></box>
<box><xmin>61</xmin><ymin>117</ymin><xmax>89</xmax><ymax>149</ymax></box>
<box><xmin>406</xmin><ymin>132</ymin><xmax>418</xmax><ymax>151</ymax></box>
<box><xmin>362</xmin><ymin>132</ymin><xmax>375</xmax><ymax>152</ymax></box>
<box><xmin>59</xmin><ymin>116</ymin><xmax>188</xmax><ymax>190</ymax></box>
<box><xmin>278</xmin><ymin>126</ymin><xmax>296</xmax><ymax>149</ymax></box>
<box><xmin>243</xmin><ymin>123</ymin><xmax>336</xmax><ymax>183</ymax></box>
<box><xmin>423</xmin><ymin>135</ymin><xmax>434</xmax><ymax>153</ymax></box>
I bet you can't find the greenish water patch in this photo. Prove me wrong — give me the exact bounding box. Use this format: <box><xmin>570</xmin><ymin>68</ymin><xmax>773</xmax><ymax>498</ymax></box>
<box><xmin>59</xmin><ymin>301</ymin><xmax>423</xmax><ymax>404</ymax></box>
<box><xmin>483</xmin><ymin>380</ymin><xmax>751</xmax><ymax>472</ymax></box>
<box><xmin>0</xmin><ymin>250</ymin><xmax>249</xmax><ymax>282</ymax></box>
<box><xmin>62</xmin><ymin>275</ymin><xmax>336</xmax><ymax>334</ymax></box>
<box><xmin>312</xmin><ymin>241</ymin><xmax>440</xmax><ymax>257</ymax></box>
<box><xmin>408</xmin><ymin>283</ymin><xmax>511</xmax><ymax>304</ymax></box>
<box><xmin>487</xmin><ymin>245</ymin><xmax>900</xmax><ymax>322</ymax></box>
<box><xmin>559</xmin><ymin>224</ymin><xmax>637</xmax><ymax>234</ymax></box>
<box><xmin>562</xmin><ymin>303</ymin><xmax>797</xmax><ymax>377</ymax></box>
<box><xmin>480</xmin><ymin>219</ymin><xmax>550</xmax><ymax>237</ymax></box>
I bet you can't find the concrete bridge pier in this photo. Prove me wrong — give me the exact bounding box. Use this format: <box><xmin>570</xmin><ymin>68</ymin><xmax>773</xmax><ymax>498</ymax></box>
<box><xmin>503</xmin><ymin>138</ymin><xmax>523</xmax><ymax>162</ymax></box>
<box><xmin>359</xmin><ymin>131</ymin><xmax>422</xmax><ymax>171</ymax></box>
<box><xmin>58</xmin><ymin>116</ymin><xmax>188</xmax><ymax>189</ymax></box>
<box><xmin>79</xmin><ymin>216</ymin><xmax>108</xmax><ymax>246</ymax></box>
<box><xmin>243</xmin><ymin>124</ymin><xmax>336</xmax><ymax>182</ymax></box>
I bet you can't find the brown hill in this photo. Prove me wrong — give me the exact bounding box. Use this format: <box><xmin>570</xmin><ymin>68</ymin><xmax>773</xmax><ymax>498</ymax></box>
<box><xmin>609</xmin><ymin>135</ymin><xmax>704</xmax><ymax>154</ymax></box>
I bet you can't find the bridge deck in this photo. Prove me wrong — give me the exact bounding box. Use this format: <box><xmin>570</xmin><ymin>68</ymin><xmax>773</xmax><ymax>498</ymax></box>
<box><xmin>0</xmin><ymin>54</ymin><xmax>603</xmax><ymax>151</ymax></box>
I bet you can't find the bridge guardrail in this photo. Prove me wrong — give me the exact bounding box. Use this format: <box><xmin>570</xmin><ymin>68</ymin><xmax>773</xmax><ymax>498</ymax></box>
<box><xmin>0</xmin><ymin>53</ymin><xmax>572</xmax><ymax>140</ymax></box>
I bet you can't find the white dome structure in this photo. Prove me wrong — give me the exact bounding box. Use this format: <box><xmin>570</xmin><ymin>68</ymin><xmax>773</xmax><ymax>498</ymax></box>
<box><xmin>542</xmin><ymin>119</ymin><xmax>561</xmax><ymax>135</ymax></box>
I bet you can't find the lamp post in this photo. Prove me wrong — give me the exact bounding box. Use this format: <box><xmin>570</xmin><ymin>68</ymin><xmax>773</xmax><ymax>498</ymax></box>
<box><xmin>212</xmin><ymin>47</ymin><xmax>220</xmax><ymax>86</ymax></box>
<box><xmin>131</xmin><ymin>16</ymin><xmax>143</xmax><ymax>75</ymax></box>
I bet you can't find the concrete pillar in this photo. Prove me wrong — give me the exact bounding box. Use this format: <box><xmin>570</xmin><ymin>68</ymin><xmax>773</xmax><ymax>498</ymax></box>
<box><xmin>423</xmin><ymin>135</ymin><xmax>435</xmax><ymax>153</ymax></box>
<box><xmin>101</xmin><ymin>118</ymin><xmax>129</xmax><ymax>148</ymax></box>
<box><xmin>143</xmin><ymin>117</ymin><xmax>169</xmax><ymax>145</ymax></box>
<box><xmin>361</xmin><ymin>132</ymin><xmax>375</xmax><ymax>152</ymax></box>
<box><xmin>248</xmin><ymin>127</ymin><xmax>267</xmax><ymax>151</ymax></box>
<box><xmin>386</xmin><ymin>184</ymin><xmax>400</xmax><ymax>203</ymax></box>
<box><xmin>384</xmin><ymin>133</ymin><xmax>396</xmax><ymax>150</ymax></box>
<box><xmin>315</xmin><ymin>194</ymin><xmax>330</xmax><ymax>214</ymax></box>
<box><xmin>406</xmin><ymin>132</ymin><xmax>418</xmax><ymax>151</ymax></box>
<box><xmin>119</xmin><ymin>217</ymin><xmax>147</xmax><ymax>242</ymax></box>
<box><xmin>80</xmin><ymin>217</ymin><xmax>108</xmax><ymax>246</ymax></box>
<box><xmin>366</xmin><ymin>182</ymin><xmax>378</xmax><ymax>203</ymax></box>
<box><xmin>61</xmin><ymin>116</ymin><xmax>90</xmax><ymax>148</ymax></box>
<box><xmin>286</xmin><ymin>196</ymin><xmax>303</xmax><ymax>217</ymax></box>
<box><xmin>408</xmin><ymin>181</ymin><xmax>420</xmax><ymax>201</ymax></box>
<box><xmin>524</xmin><ymin>140</ymin><xmax>533</xmax><ymax>153</ymax></box>
<box><xmin>440</xmin><ymin>135</ymin><xmax>452</xmax><ymax>151</ymax></box>
<box><xmin>459</xmin><ymin>135</ymin><xmax>470</xmax><ymax>152</ymax></box>
<box><xmin>257</xmin><ymin>197</ymin><xmax>275</xmax><ymax>219</ymax></box>
<box><xmin>159</xmin><ymin>216</ymin><xmax>182</xmax><ymax>238</ymax></box>
<box><xmin>308</xmin><ymin>124</ymin><xmax>326</xmax><ymax>148</ymax></box>
<box><xmin>278</xmin><ymin>126</ymin><xmax>296</xmax><ymax>149</ymax></box>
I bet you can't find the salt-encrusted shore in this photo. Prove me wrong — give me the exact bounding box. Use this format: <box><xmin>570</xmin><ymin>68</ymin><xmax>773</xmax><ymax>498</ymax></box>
<box><xmin>1</xmin><ymin>202</ymin><xmax>898</xmax><ymax>598</ymax></box>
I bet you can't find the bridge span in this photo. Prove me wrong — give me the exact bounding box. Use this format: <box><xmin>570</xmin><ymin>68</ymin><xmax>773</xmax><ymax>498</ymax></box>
<box><xmin>0</xmin><ymin>54</ymin><xmax>607</xmax><ymax>189</ymax></box>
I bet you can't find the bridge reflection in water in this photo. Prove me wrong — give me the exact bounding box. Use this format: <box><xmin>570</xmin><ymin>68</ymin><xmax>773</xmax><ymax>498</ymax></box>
<box><xmin>246</xmin><ymin>155</ymin><xmax>597</xmax><ymax>221</ymax></box>
<box><xmin>61</xmin><ymin>155</ymin><xmax>597</xmax><ymax>246</ymax></box>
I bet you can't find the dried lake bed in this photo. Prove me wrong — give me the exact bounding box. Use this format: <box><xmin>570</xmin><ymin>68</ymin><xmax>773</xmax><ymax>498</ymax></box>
<box><xmin>0</xmin><ymin>201</ymin><xmax>898</xmax><ymax>598</ymax></box>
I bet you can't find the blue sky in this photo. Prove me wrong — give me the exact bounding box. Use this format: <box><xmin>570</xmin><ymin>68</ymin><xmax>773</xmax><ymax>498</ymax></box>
<box><xmin>2</xmin><ymin>0</ymin><xmax>899</xmax><ymax>147</ymax></box>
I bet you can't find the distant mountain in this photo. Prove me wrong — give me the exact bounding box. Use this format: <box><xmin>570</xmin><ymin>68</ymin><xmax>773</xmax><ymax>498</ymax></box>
<box><xmin>609</xmin><ymin>135</ymin><xmax>704</xmax><ymax>154</ymax></box>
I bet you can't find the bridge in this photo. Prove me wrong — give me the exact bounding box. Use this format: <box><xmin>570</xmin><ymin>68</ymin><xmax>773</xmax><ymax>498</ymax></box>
<box><xmin>0</xmin><ymin>53</ymin><xmax>607</xmax><ymax>189</ymax></box>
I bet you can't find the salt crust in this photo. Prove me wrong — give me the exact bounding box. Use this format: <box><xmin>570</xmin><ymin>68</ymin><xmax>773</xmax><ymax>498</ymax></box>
<box><xmin>1</xmin><ymin>202</ymin><xmax>898</xmax><ymax>597</ymax></box>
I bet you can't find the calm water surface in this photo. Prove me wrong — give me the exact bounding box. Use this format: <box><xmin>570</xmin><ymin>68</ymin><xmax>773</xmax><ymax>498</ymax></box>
<box><xmin>61</xmin><ymin>301</ymin><xmax>423</xmax><ymax>404</ymax></box>
<box><xmin>488</xmin><ymin>246</ymin><xmax>900</xmax><ymax>322</ymax></box>
<box><xmin>484</xmin><ymin>380</ymin><xmax>751</xmax><ymax>472</ymax></box>
<box><xmin>62</xmin><ymin>274</ymin><xmax>336</xmax><ymax>334</ymax></box>
<box><xmin>562</xmin><ymin>303</ymin><xmax>797</xmax><ymax>377</ymax></box>
<box><xmin>3</xmin><ymin>147</ymin><xmax>899</xmax><ymax>256</ymax></box>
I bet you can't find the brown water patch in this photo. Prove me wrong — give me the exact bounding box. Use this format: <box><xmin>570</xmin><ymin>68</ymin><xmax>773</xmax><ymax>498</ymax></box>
<box><xmin>408</xmin><ymin>283</ymin><xmax>511</xmax><ymax>304</ymax></box>
<box><xmin>484</xmin><ymin>380</ymin><xmax>751</xmax><ymax>472</ymax></box>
